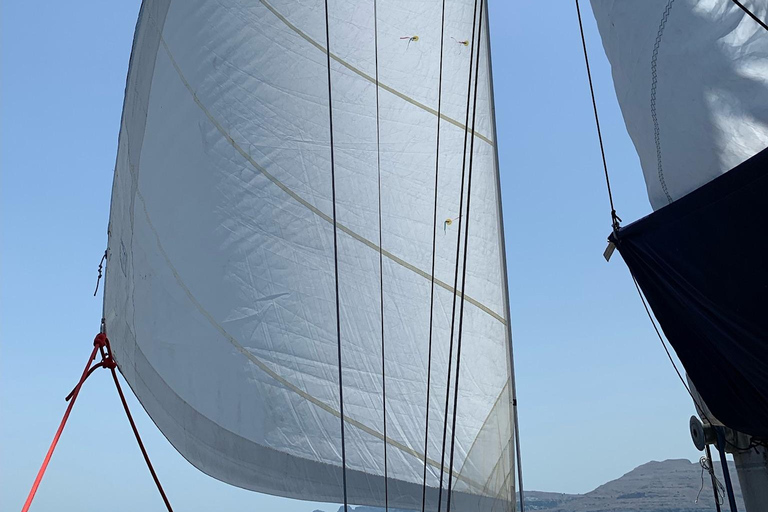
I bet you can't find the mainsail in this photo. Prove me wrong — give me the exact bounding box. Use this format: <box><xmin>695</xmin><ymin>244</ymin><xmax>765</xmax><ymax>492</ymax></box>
<box><xmin>590</xmin><ymin>1</ymin><xmax>768</xmax><ymax>437</ymax></box>
<box><xmin>104</xmin><ymin>0</ymin><xmax>517</xmax><ymax>510</ymax></box>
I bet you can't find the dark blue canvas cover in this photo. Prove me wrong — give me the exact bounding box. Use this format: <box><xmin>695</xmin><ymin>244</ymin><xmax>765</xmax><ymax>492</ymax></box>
<box><xmin>610</xmin><ymin>148</ymin><xmax>768</xmax><ymax>438</ymax></box>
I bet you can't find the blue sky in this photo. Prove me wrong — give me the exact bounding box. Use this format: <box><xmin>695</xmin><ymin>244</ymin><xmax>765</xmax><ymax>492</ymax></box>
<box><xmin>1</xmin><ymin>1</ymin><xmax>705</xmax><ymax>511</ymax></box>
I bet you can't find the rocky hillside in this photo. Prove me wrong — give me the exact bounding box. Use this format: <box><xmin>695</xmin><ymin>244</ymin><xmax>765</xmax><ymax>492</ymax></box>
<box><xmin>523</xmin><ymin>459</ymin><xmax>743</xmax><ymax>511</ymax></box>
<box><xmin>316</xmin><ymin>459</ymin><xmax>745</xmax><ymax>512</ymax></box>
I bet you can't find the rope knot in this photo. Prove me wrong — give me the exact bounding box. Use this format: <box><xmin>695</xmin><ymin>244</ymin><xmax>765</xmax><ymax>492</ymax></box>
<box><xmin>93</xmin><ymin>333</ymin><xmax>108</xmax><ymax>349</ymax></box>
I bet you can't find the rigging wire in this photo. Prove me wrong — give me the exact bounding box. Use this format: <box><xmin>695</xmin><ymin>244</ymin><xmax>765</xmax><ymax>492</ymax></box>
<box><xmin>630</xmin><ymin>276</ymin><xmax>757</xmax><ymax>492</ymax></box>
<box><xmin>627</xmin><ymin>274</ymin><xmax>735</xmax><ymax>441</ymax></box>
<box><xmin>322</xmin><ymin>2</ymin><xmax>348</xmax><ymax>511</ymax></box>
<box><xmin>731</xmin><ymin>0</ymin><xmax>768</xmax><ymax>32</ymax></box>
<box><xmin>446</xmin><ymin>2</ymin><xmax>485</xmax><ymax>512</ymax></box>
<box><xmin>574</xmin><ymin>0</ymin><xmax>620</xmax><ymax>232</ymax></box>
<box><xmin>421</xmin><ymin>1</ymin><xmax>448</xmax><ymax>511</ymax></box>
<box><xmin>435</xmin><ymin>1</ymin><xmax>481</xmax><ymax>511</ymax></box>
<box><xmin>630</xmin><ymin>275</ymin><xmax>708</xmax><ymax>411</ymax></box>
<box><xmin>632</xmin><ymin>277</ymin><xmax>768</xmax><ymax>453</ymax></box>
<box><xmin>372</xmin><ymin>1</ymin><xmax>389</xmax><ymax>510</ymax></box>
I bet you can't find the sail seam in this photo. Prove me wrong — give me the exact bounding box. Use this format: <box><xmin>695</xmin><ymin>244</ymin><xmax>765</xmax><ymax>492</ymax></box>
<box><xmin>651</xmin><ymin>0</ymin><xmax>676</xmax><ymax>205</ymax></box>
<box><xmin>455</xmin><ymin>381</ymin><xmax>509</xmax><ymax>478</ymax></box>
<box><xmin>257</xmin><ymin>0</ymin><xmax>495</xmax><ymax>146</ymax></box>
<box><xmin>154</xmin><ymin>33</ymin><xmax>506</xmax><ymax>325</ymax></box>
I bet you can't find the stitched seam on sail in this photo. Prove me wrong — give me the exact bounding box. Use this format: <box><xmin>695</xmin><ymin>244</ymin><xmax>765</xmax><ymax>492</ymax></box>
<box><xmin>455</xmin><ymin>381</ymin><xmax>509</xmax><ymax>478</ymax></box>
<box><xmin>134</xmin><ymin>188</ymin><xmax>488</xmax><ymax>491</ymax></box>
<box><xmin>651</xmin><ymin>0</ymin><xmax>676</xmax><ymax>204</ymax></box>
<box><xmin>258</xmin><ymin>0</ymin><xmax>494</xmax><ymax>147</ymax></box>
<box><xmin>153</xmin><ymin>30</ymin><xmax>505</xmax><ymax>325</ymax></box>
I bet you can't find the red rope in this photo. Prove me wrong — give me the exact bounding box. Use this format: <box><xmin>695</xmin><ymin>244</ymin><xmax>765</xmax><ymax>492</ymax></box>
<box><xmin>102</xmin><ymin>335</ymin><xmax>174</xmax><ymax>512</ymax></box>
<box><xmin>21</xmin><ymin>333</ymin><xmax>174</xmax><ymax>512</ymax></box>
<box><xmin>21</xmin><ymin>341</ymin><xmax>100</xmax><ymax>512</ymax></box>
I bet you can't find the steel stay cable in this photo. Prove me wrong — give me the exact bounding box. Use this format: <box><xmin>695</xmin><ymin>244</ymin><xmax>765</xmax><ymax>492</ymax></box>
<box><xmin>421</xmin><ymin>1</ymin><xmax>448</xmax><ymax>511</ymax></box>
<box><xmin>574</xmin><ymin>0</ymin><xmax>620</xmax><ymax>232</ymax></box>
<box><xmin>436</xmin><ymin>1</ymin><xmax>481</xmax><ymax>511</ymax></box>
<box><xmin>731</xmin><ymin>0</ymin><xmax>768</xmax><ymax>32</ymax></box>
<box><xmin>321</xmin><ymin>2</ymin><xmax>348</xmax><ymax>511</ymax></box>
<box><xmin>372</xmin><ymin>1</ymin><xmax>389</xmax><ymax>510</ymax></box>
<box><xmin>445</xmin><ymin>2</ymin><xmax>484</xmax><ymax>511</ymax></box>
<box><xmin>629</xmin><ymin>275</ymin><xmax>720</xmax><ymax>431</ymax></box>
<box><xmin>630</xmin><ymin>273</ymin><xmax>765</xmax><ymax>454</ymax></box>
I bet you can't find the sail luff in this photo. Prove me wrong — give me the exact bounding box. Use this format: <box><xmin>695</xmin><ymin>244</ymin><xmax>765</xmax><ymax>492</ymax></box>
<box><xmin>483</xmin><ymin>1</ymin><xmax>522</xmax><ymax>509</ymax></box>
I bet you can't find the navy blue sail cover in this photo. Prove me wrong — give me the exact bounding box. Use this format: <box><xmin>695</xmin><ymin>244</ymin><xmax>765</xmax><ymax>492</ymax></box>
<box><xmin>610</xmin><ymin>147</ymin><xmax>768</xmax><ymax>439</ymax></box>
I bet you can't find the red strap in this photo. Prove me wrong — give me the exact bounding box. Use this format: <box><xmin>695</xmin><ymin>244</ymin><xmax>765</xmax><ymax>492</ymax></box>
<box><xmin>21</xmin><ymin>342</ymin><xmax>100</xmax><ymax>512</ymax></box>
<box><xmin>21</xmin><ymin>334</ymin><xmax>173</xmax><ymax>512</ymax></box>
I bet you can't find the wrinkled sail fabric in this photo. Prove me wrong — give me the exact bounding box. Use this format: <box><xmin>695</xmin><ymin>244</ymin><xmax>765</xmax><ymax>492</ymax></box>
<box><xmin>104</xmin><ymin>0</ymin><xmax>516</xmax><ymax>510</ymax></box>
<box><xmin>609</xmin><ymin>148</ymin><xmax>768</xmax><ymax>439</ymax></box>
<box><xmin>591</xmin><ymin>1</ymin><xmax>768</xmax><ymax>437</ymax></box>
<box><xmin>590</xmin><ymin>0</ymin><xmax>768</xmax><ymax>210</ymax></box>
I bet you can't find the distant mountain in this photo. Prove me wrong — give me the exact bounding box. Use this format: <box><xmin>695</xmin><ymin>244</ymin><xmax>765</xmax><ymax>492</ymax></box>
<box><xmin>522</xmin><ymin>459</ymin><xmax>743</xmax><ymax>511</ymax></box>
<box><xmin>314</xmin><ymin>458</ymin><xmax>745</xmax><ymax>512</ymax></box>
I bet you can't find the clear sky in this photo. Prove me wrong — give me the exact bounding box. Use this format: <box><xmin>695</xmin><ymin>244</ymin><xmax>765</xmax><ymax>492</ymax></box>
<box><xmin>1</xmin><ymin>1</ymin><xmax>706</xmax><ymax>511</ymax></box>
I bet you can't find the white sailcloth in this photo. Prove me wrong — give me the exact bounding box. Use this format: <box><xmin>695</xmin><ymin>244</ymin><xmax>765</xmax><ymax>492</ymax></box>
<box><xmin>590</xmin><ymin>0</ymin><xmax>768</xmax><ymax>210</ymax></box>
<box><xmin>103</xmin><ymin>0</ymin><xmax>516</xmax><ymax>510</ymax></box>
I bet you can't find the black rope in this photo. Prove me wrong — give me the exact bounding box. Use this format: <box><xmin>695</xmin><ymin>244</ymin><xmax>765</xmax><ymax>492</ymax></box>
<box><xmin>731</xmin><ymin>0</ymin><xmax>768</xmax><ymax>32</ymax></box>
<box><xmin>93</xmin><ymin>249</ymin><xmax>107</xmax><ymax>296</ymax></box>
<box><xmin>436</xmin><ymin>1</ymin><xmax>481</xmax><ymax>511</ymax></box>
<box><xmin>371</xmin><ymin>1</ymin><xmax>389</xmax><ymax>510</ymax></box>
<box><xmin>421</xmin><ymin>1</ymin><xmax>448</xmax><ymax>511</ymax></box>
<box><xmin>322</xmin><ymin>3</ymin><xmax>348</xmax><ymax>511</ymax></box>
<box><xmin>574</xmin><ymin>0</ymin><xmax>621</xmax><ymax>232</ymax></box>
<box><xmin>446</xmin><ymin>3</ymin><xmax>484</xmax><ymax>512</ymax></box>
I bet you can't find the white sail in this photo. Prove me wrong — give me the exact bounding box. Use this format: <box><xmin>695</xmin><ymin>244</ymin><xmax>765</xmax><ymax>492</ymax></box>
<box><xmin>103</xmin><ymin>0</ymin><xmax>516</xmax><ymax>510</ymax></box>
<box><xmin>590</xmin><ymin>0</ymin><xmax>768</xmax><ymax>210</ymax></box>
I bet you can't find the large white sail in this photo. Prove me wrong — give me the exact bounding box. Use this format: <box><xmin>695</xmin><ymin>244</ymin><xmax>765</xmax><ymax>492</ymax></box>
<box><xmin>103</xmin><ymin>0</ymin><xmax>516</xmax><ymax>510</ymax></box>
<box><xmin>590</xmin><ymin>0</ymin><xmax>768</xmax><ymax>210</ymax></box>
